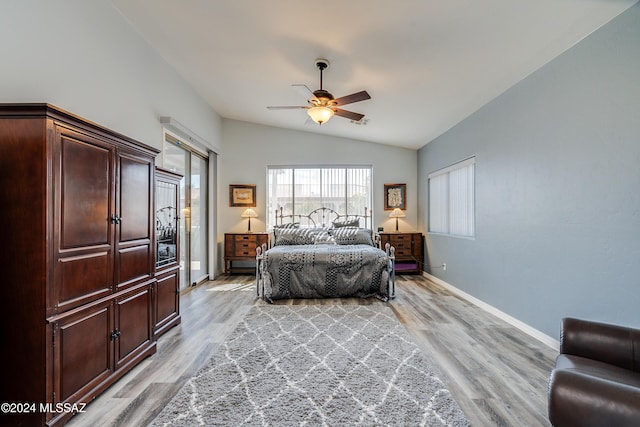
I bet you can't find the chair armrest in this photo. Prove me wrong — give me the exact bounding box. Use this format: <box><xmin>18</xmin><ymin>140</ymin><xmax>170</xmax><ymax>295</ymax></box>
<box><xmin>548</xmin><ymin>369</ymin><xmax>640</xmax><ymax>427</ymax></box>
<box><xmin>561</xmin><ymin>317</ymin><xmax>640</xmax><ymax>371</ymax></box>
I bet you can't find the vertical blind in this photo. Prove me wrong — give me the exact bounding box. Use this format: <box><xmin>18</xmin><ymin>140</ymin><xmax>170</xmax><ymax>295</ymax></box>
<box><xmin>428</xmin><ymin>158</ymin><xmax>475</xmax><ymax>237</ymax></box>
<box><xmin>267</xmin><ymin>166</ymin><xmax>372</xmax><ymax>228</ymax></box>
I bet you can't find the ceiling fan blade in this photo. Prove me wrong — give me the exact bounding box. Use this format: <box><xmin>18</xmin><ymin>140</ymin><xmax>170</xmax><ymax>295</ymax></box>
<box><xmin>333</xmin><ymin>90</ymin><xmax>371</xmax><ymax>106</ymax></box>
<box><xmin>292</xmin><ymin>84</ymin><xmax>318</xmax><ymax>101</ymax></box>
<box><xmin>267</xmin><ymin>106</ymin><xmax>308</xmax><ymax>110</ymax></box>
<box><xmin>334</xmin><ymin>108</ymin><xmax>365</xmax><ymax>122</ymax></box>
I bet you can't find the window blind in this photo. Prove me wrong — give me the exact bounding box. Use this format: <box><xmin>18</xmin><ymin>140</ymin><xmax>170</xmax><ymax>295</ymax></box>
<box><xmin>428</xmin><ymin>158</ymin><xmax>475</xmax><ymax>237</ymax></box>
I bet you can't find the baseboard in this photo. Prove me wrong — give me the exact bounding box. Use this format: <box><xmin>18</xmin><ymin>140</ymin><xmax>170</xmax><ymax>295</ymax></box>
<box><xmin>423</xmin><ymin>272</ymin><xmax>559</xmax><ymax>350</ymax></box>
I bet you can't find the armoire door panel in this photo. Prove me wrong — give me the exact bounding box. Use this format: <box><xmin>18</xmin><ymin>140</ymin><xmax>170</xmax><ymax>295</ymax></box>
<box><xmin>117</xmin><ymin>244</ymin><xmax>151</xmax><ymax>288</ymax></box>
<box><xmin>115</xmin><ymin>285</ymin><xmax>152</xmax><ymax>369</ymax></box>
<box><xmin>57</xmin><ymin>251</ymin><xmax>112</xmax><ymax>310</ymax></box>
<box><xmin>53</xmin><ymin>126</ymin><xmax>116</xmax><ymax>312</ymax></box>
<box><xmin>118</xmin><ymin>154</ymin><xmax>152</xmax><ymax>243</ymax></box>
<box><xmin>154</xmin><ymin>167</ymin><xmax>183</xmax><ymax>338</ymax></box>
<box><xmin>155</xmin><ymin>270</ymin><xmax>179</xmax><ymax>327</ymax></box>
<box><xmin>54</xmin><ymin>301</ymin><xmax>113</xmax><ymax>403</ymax></box>
<box><xmin>58</xmin><ymin>132</ymin><xmax>113</xmax><ymax>249</ymax></box>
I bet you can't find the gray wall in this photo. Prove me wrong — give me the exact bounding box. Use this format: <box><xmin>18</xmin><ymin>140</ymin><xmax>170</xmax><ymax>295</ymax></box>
<box><xmin>0</xmin><ymin>0</ymin><xmax>221</xmax><ymax>151</ymax></box>
<box><xmin>219</xmin><ymin>119</ymin><xmax>417</xmax><ymax>272</ymax></box>
<box><xmin>418</xmin><ymin>4</ymin><xmax>640</xmax><ymax>338</ymax></box>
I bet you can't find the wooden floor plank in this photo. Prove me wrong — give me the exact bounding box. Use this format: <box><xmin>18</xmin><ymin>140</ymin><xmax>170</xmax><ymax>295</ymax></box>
<box><xmin>67</xmin><ymin>274</ymin><xmax>556</xmax><ymax>427</ymax></box>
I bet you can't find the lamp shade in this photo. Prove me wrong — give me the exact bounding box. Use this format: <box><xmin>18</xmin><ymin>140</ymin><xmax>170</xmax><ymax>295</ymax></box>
<box><xmin>241</xmin><ymin>208</ymin><xmax>258</xmax><ymax>218</ymax></box>
<box><xmin>389</xmin><ymin>208</ymin><xmax>405</xmax><ymax>231</ymax></box>
<box><xmin>307</xmin><ymin>106</ymin><xmax>334</xmax><ymax>125</ymax></box>
<box><xmin>389</xmin><ymin>208</ymin><xmax>406</xmax><ymax>218</ymax></box>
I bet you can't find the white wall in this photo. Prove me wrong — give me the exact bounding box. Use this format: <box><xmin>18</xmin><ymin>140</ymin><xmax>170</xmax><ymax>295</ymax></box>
<box><xmin>0</xmin><ymin>0</ymin><xmax>221</xmax><ymax>152</ymax></box>
<box><xmin>218</xmin><ymin>119</ymin><xmax>417</xmax><ymax>272</ymax></box>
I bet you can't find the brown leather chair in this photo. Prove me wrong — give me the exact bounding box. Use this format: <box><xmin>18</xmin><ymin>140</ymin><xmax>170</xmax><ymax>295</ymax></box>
<box><xmin>548</xmin><ymin>317</ymin><xmax>640</xmax><ymax>426</ymax></box>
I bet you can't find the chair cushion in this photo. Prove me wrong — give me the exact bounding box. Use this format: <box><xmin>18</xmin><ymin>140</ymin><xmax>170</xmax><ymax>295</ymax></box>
<box><xmin>555</xmin><ymin>354</ymin><xmax>640</xmax><ymax>388</ymax></box>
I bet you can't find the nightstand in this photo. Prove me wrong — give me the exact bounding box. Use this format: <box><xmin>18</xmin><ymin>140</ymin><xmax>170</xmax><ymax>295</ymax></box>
<box><xmin>224</xmin><ymin>232</ymin><xmax>269</xmax><ymax>274</ymax></box>
<box><xmin>379</xmin><ymin>232</ymin><xmax>424</xmax><ymax>274</ymax></box>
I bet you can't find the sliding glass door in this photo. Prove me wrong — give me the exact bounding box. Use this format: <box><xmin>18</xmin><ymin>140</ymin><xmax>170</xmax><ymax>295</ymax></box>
<box><xmin>190</xmin><ymin>154</ymin><xmax>208</xmax><ymax>284</ymax></box>
<box><xmin>162</xmin><ymin>133</ymin><xmax>209</xmax><ymax>289</ymax></box>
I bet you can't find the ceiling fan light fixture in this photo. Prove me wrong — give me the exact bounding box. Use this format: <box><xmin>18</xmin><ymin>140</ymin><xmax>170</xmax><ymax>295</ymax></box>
<box><xmin>307</xmin><ymin>106</ymin><xmax>334</xmax><ymax>125</ymax></box>
<box><xmin>267</xmin><ymin>58</ymin><xmax>370</xmax><ymax>125</ymax></box>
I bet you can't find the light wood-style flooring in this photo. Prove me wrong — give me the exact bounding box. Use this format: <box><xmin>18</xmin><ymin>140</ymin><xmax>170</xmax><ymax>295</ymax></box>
<box><xmin>66</xmin><ymin>274</ymin><xmax>558</xmax><ymax>426</ymax></box>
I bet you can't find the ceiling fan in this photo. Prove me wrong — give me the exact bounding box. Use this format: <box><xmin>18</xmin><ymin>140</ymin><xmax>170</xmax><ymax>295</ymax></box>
<box><xmin>267</xmin><ymin>59</ymin><xmax>371</xmax><ymax>125</ymax></box>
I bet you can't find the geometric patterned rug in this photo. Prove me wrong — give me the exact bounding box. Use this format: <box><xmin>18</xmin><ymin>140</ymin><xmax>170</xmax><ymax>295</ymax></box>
<box><xmin>150</xmin><ymin>305</ymin><xmax>469</xmax><ymax>426</ymax></box>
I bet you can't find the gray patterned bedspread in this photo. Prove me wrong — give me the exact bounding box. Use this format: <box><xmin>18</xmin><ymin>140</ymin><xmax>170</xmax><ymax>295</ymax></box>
<box><xmin>260</xmin><ymin>244</ymin><xmax>391</xmax><ymax>302</ymax></box>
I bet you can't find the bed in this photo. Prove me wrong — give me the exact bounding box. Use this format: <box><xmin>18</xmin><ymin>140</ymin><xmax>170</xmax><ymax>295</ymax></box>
<box><xmin>256</xmin><ymin>207</ymin><xmax>396</xmax><ymax>302</ymax></box>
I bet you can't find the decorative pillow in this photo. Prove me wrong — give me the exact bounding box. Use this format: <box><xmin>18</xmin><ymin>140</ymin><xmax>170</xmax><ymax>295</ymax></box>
<box><xmin>272</xmin><ymin>222</ymin><xmax>299</xmax><ymax>242</ymax></box>
<box><xmin>273</xmin><ymin>228</ymin><xmax>318</xmax><ymax>246</ymax></box>
<box><xmin>329</xmin><ymin>227</ymin><xmax>375</xmax><ymax>246</ymax></box>
<box><xmin>313</xmin><ymin>229</ymin><xmax>337</xmax><ymax>245</ymax></box>
<box><xmin>332</xmin><ymin>218</ymin><xmax>360</xmax><ymax>228</ymax></box>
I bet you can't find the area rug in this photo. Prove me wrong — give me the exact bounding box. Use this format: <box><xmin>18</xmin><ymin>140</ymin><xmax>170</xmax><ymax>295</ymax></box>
<box><xmin>150</xmin><ymin>305</ymin><xmax>469</xmax><ymax>426</ymax></box>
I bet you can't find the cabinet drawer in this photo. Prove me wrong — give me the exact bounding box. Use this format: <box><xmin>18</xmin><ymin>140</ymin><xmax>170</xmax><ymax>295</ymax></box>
<box><xmin>234</xmin><ymin>234</ymin><xmax>260</xmax><ymax>243</ymax></box>
<box><xmin>234</xmin><ymin>242</ymin><xmax>258</xmax><ymax>256</ymax></box>
<box><xmin>392</xmin><ymin>241</ymin><xmax>408</xmax><ymax>249</ymax></box>
<box><xmin>389</xmin><ymin>235</ymin><xmax>411</xmax><ymax>243</ymax></box>
<box><xmin>394</xmin><ymin>249</ymin><xmax>412</xmax><ymax>257</ymax></box>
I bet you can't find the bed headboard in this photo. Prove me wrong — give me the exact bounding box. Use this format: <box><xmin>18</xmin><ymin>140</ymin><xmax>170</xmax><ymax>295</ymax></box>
<box><xmin>275</xmin><ymin>206</ymin><xmax>371</xmax><ymax>229</ymax></box>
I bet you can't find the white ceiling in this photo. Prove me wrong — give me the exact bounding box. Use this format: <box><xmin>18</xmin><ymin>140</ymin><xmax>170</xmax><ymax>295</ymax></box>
<box><xmin>112</xmin><ymin>0</ymin><xmax>636</xmax><ymax>149</ymax></box>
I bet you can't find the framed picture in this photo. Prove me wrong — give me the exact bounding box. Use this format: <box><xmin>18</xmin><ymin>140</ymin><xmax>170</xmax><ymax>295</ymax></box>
<box><xmin>384</xmin><ymin>183</ymin><xmax>406</xmax><ymax>210</ymax></box>
<box><xmin>229</xmin><ymin>184</ymin><xmax>256</xmax><ymax>207</ymax></box>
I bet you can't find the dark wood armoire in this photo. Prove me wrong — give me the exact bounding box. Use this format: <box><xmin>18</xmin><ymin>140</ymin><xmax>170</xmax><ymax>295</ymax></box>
<box><xmin>0</xmin><ymin>104</ymin><xmax>159</xmax><ymax>426</ymax></box>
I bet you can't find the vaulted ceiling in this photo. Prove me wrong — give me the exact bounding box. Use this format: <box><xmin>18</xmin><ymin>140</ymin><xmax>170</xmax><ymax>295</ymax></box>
<box><xmin>113</xmin><ymin>0</ymin><xmax>636</xmax><ymax>149</ymax></box>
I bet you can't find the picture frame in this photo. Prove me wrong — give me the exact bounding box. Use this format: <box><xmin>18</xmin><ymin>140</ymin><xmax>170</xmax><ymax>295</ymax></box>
<box><xmin>384</xmin><ymin>183</ymin><xmax>406</xmax><ymax>210</ymax></box>
<box><xmin>229</xmin><ymin>184</ymin><xmax>256</xmax><ymax>207</ymax></box>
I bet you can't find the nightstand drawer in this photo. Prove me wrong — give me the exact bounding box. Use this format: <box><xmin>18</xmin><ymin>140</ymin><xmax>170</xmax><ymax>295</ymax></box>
<box><xmin>234</xmin><ymin>242</ymin><xmax>258</xmax><ymax>256</ymax></box>
<box><xmin>392</xmin><ymin>242</ymin><xmax>408</xmax><ymax>249</ymax></box>
<box><xmin>394</xmin><ymin>249</ymin><xmax>412</xmax><ymax>257</ymax></box>
<box><xmin>389</xmin><ymin>235</ymin><xmax>411</xmax><ymax>245</ymax></box>
<box><xmin>234</xmin><ymin>234</ymin><xmax>260</xmax><ymax>243</ymax></box>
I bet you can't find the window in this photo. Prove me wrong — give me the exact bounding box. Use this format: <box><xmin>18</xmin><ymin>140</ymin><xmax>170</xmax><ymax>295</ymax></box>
<box><xmin>428</xmin><ymin>157</ymin><xmax>475</xmax><ymax>237</ymax></box>
<box><xmin>267</xmin><ymin>166</ymin><xmax>372</xmax><ymax>228</ymax></box>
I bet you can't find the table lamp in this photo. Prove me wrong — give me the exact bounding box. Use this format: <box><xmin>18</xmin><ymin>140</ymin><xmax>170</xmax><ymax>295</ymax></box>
<box><xmin>389</xmin><ymin>208</ymin><xmax>406</xmax><ymax>231</ymax></box>
<box><xmin>241</xmin><ymin>208</ymin><xmax>258</xmax><ymax>232</ymax></box>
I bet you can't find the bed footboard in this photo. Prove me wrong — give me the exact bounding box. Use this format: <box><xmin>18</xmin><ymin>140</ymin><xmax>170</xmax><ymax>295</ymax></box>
<box><xmin>385</xmin><ymin>243</ymin><xmax>396</xmax><ymax>299</ymax></box>
<box><xmin>256</xmin><ymin>243</ymin><xmax>267</xmax><ymax>298</ymax></box>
